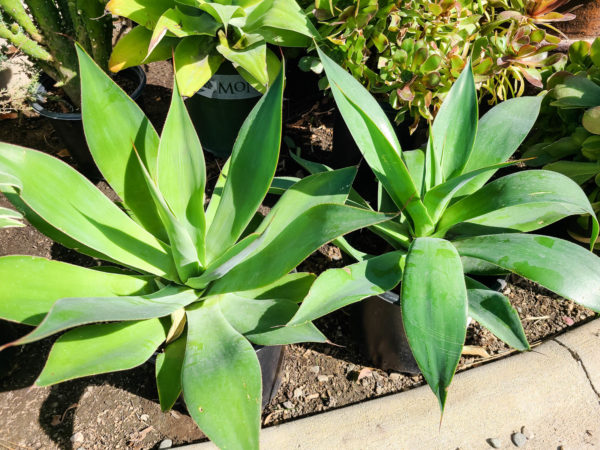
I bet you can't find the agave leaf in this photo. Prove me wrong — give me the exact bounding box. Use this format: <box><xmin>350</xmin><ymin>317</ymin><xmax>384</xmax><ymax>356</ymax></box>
<box><xmin>401</xmin><ymin>238</ymin><xmax>467</xmax><ymax>411</ymax></box>
<box><xmin>174</xmin><ymin>36</ymin><xmax>224</xmax><ymax>97</ymax></box>
<box><xmin>156</xmin><ymin>334</ymin><xmax>187</xmax><ymax>411</ymax></box>
<box><xmin>106</xmin><ymin>0</ymin><xmax>174</xmax><ymax>29</ymax></box>
<box><xmin>36</xmin><ymin>318</ymin><xmax>167</xmax><ymax>386</ymax></box>
<box><xmin>109</xmin><ymin>26</ymin><xmax>178</xmax><ymax>72</ymax></box>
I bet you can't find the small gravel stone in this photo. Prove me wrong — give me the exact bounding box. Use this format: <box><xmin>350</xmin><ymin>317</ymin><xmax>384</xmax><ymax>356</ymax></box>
<box><xmin>317</xmin><ymin>375</ymin><xmax>329</xmax><ymax>383</ymax></box>
<box><xmin>389</xmin><ymin>373</ymin><xmax>401</xmax><ymax>381</ymax></box>
<box><xmin>70</xmin><ymin>432</ymin><xmax>84</xmax><ymax>443</ymax></box>
<box><xmin>140</xmin><ymin>414</ymin><xmax>149</xmax><ymax>422</ymax></box>
<box><xmin>375</xmin><ymin>385</ymin><xmax>383</xmax><ymax>395</ymax></box>
<box><xmin>282</xmin><ymin>401</ymin><xmax>294</xmax><ymax>409</ymax></box>
<box><xmin>521</xmin><ymin>426</ymin><xmax>534</xmax><ymax>439</ymax></box>
<box><xmin>293</xmin><ymin>388</ymin><xmax>303</xmax><ymax>398</ymax></box>
<box><xmin>487</xmin><ymin>437</ymin><xmax>501</xmax><ymax>448</ymax></box>
<box><xmin>158</xmin><ymin>439</ymin><xmax>173</xmax><ymax>449</ymax></box>
<box><xmin>309</xmin><ymin>365</ymin><xmax>320</xmax><ymax>374</ymax></box>
<box><xmin>512</xmin><ymin>432</ymin><xmax>527</xmax><ymax>447</ymax></box>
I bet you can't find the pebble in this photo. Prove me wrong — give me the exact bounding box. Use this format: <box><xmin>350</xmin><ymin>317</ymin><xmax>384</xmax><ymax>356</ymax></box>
<box><xmin>389</xmin><ymin>373</ymin><xmax>401</xmax><ymax>381</ymax></box>
<box><xmin>375</xmin><ymin>385</ymin><xmax>383</xmax><ymax>395</ymax></box>
<box><xmin>282</xmin><ymin>401</ymin><xmax>294</xmax><ymax>409</ymax></box>
<box><xmin>487</xmin><ymin>437</ymin><xmax>501</xmax><ymax>448</ymax></box>
<box><xmin>317</xmin><ymin>375</ymin><xmax>329</xmax><ymax>383</ymax></box>
<box><xmin>293</xmin><ymin>388</ymin><xmax>303</xmax><ymax>398</ymax></box>
<box><xmin>70</xmin><ymin>432</ymin><xmax>84</xmax><ymax>443</ymax></box>
<box><xmin>309</xmin><ymin>365</ymin><xmax>320</xmax><ymax>374</ymax></box>
<box><xmin>140</xmin><ymin>414</ymin><xmax>149</xmax><ymax>422</ymax></box>
<box><xmin>512</xmin><ymin>432</ymin><xmax>527</xmax><ymax>447</ymax></box>
<box><xmin>158</xmin><ymin>439</ymin><xmax>173</xmax><ymax>449</ymax></box>
<box><xmin>521</xmin><ymin>426</ymin><xmax>534</xmax><ymax>439</ymax></box>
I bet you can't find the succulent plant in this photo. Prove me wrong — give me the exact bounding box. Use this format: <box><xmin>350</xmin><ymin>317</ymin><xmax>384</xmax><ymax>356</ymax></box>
<box><xmin>300</xmin><ymin>0</ymin><xmax>568</xmax><ymax>130</ymax></box>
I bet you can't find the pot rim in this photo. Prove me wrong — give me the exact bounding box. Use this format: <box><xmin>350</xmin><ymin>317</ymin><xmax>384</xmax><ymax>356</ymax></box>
<box><xmin>31</xmin><ymin>66</ymin><xmax>147</xmax><ymax>121</ymax></box>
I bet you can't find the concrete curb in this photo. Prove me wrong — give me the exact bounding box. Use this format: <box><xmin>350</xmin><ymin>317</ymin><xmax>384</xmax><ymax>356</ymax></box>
<box><xmin>183</xmin><ymin>319</ymin><xmax>600</xmax><ymax>449</ymax></box>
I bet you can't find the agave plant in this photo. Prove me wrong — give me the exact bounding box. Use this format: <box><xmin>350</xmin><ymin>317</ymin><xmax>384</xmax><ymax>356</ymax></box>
<box><xmin>0</xmin><ymin>45</ymin><xmax>393</xmax><ymax>448</ymax></box>
<box><xmin>284</xmin><ymin>46</ymin><xmax>600</xmax><ymax>411</ymax></box>
<box><xmin>299</xmin><ymin>0</ymin><xmax>567</xmax><ymax>128</ymax></box>
<box><xmin>107</xmin><ymin>0</ymin><xmax>316</xmax><ymax>96</ymax></box>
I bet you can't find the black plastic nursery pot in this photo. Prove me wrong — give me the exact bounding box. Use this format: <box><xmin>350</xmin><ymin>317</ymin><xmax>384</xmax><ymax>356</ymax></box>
<box><xmin>31</xmin><ymin>66</ymin><xmax>146</xmax><ymax>180</ymax></box>
<box><xmin>185</xmin><ymin>63</ymin><xmax>261</xmax><ymax>158</ymax></box>
<box><xmin>354</xmin><ymin>277</ymin><xmax>506</xmax><ymax>374</ymax></box>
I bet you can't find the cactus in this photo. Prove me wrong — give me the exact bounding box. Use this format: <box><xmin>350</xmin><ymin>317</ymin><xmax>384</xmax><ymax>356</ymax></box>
<box><xmin>0</xmin><ymin>0</ymin><xmax>112</xmax><ymax>107</ymax></box>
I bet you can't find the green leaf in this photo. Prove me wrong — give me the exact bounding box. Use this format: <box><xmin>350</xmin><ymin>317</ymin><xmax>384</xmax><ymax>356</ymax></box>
<box><xmin>109</xmin><ymin>25</ymin><xmax>178</xmax><ymax>72</ymax></box>
<box><xmin>156</xmin><ymin>334</ymin><xmax>187</xmax><ymax>411</ymax></box>
<box><xmin>401</xmin><ymin>238</ymin><xmax>467</xmax><ymax>411</ymax></box>
<box><xmin>456</xmin><ymin>95</ymin><xmax>544</xmax><ymax>196</ymax></box>
<box><xmin>174</xmin><ymin>36</ymin><xmax>224</xmax><ymax>97</ymax></box>
<box><xmin>453</xmin><ymin>234</ymin><xmax>600</xmax><ymax>312</ymax></box>
<box><xmin>424</xmin><ymin>161</ymin><xmax>514</xmax><ymax>225</ymax></box>
<box><xmin>158</xmin><ymin>79</ymin><xmax>207</xmax><ymax>265</ymax></box>
<box><xmin>243</xmin><ymin>0</ymin><xmax>315</xmax><ymax>47</ymax></box>
<box><xmin>204</xmin><ymin>159</ymin><xmax>229</xmax><ymax>229</ymax></box>
<box><xmin>316</xmin><ymin>46</ymin><xmax>434</xmax><ymax>236</ymax></box>
<box><xmin>553</xmin><ymin>76</ymin><xmax>600</xmax><ymax>108</ymax></box>
<box><xmin>465</xmin><ymin>277</ymin><xmax>529</xmax><ymax>351</ymax></box>
<box><xmin>36</xmin><ymin>319</ymin><xmax>167</xmax><ymax>386</ymax></box>
<box><xmin>403</xmin><ymin>149</ymin><xmax>425</xmax><ymax>196</ymax></box>
<box><xmin>150</xmin><ymin>7</ymin><xmax>219</xmax><ymax>53</ymax></box>
<box><xmin>205</xmin><ymin>66</ymin><xmax>283</xmax><ymax>262</ymax></box>
<box><xmin>77</xmin><ymin>44</ymin><xmax>167</xmax><ymax>242</ymax></box>
<box><xmin>0</xmin><ymin>143</ymin><xmax>175</xmax><ymax>278</ymax></box>
<box><xmin>289</xmin><ymin>251</ymin><xmax>405</xmax><ymax>325</ymax></box>
<box><xmin>6</xmin><ymin>285</ymin><xmax>196</xmax><ymax>347</ymax></box>
<box><xmin>543</xmin><ymin>160</ymin><xmax>600</xmax><ymax>185</ymax></box>
<box><xmin>216</xmin><ymin>37</ymin><xmax>270</xmax><ymax>91</ymax></box>
<box><xmin>207</xmin><ymin>204</ymin><xmax>396</xmax><ymax>294</ymax></box>
<box><xmin>197</xmin><ymin>3</ymin><xmax>243</xmax><ymax>27</ymax></box>
<box><xmin>430</xmin><ymin>60</ymin><xmax>477</xmax><ymax>181</ymax></box>
<box><xmin>438</xmin><ymin>171</ymin><xmax>599</xmax><ymax>245</ymax></box>
<box><xmin>183</xmin><ymin>299</ymin><xmax>261</xmax><ymax>450</ymax></box>
<box><xmin>219</xmin><ymin>293</ymin><xmax>327</xmax><ymax>345</ymax></box>
<box><xmin>0</xmin><ymin>256</ymin><xmax>153</xmax><ymax>326</ymax></box>
<box><xmin>236</xmin><ymin>272</ymin><xmax>315</xmax><ymax>302</ymax></box>
<box><xmin>106</xmin><ymin>0</ymin><xmax>174</xmax><ymax>29</ymax></box>
<box><xmin>0</xmin><ymin>206</ymin><xmax>23</xmax><ymax>228</ymax></box>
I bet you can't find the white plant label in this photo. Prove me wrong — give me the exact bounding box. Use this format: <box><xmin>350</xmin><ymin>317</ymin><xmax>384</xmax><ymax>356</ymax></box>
<box><xmin>197</xmin><ymin>74</ymin><xmax>261</xmax><ymax>100</ymax></box>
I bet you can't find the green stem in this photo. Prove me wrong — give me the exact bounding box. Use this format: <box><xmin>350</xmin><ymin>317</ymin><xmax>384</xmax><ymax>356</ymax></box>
<box><xmin>0</xmin><ymin>0</ymin><xmax>43</xmax><ymax>42</ymax></box>
<box><xmin>24</xmin><ymin>0</ymin><xmax>80</xmax><ymax>106</ymax></box>
<box><xmin>55</xmin><ymin>0</ymin><xmax>75</xmax><ymax>36</ymax></box>
<box><xmin>77</xmin><ymin>0</ymin><xmax>112</xmax><ymax>71</ymax></box>
<box><xmin>0</xmin><ymin>18</ymin><xmax>51</xmax><ymax>61</ymax></box>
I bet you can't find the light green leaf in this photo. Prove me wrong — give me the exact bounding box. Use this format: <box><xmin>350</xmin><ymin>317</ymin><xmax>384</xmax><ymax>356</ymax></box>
<box><xmin>289</xmin><ymin>251</ymin><xmax>405</xmax><ymax>325</ymax></box>
<box><xmin>0</xmin><ymin>206</ymin><xmax>23</xmax><ymax>228</ymax></box>
<box><xmin>465</xmin><ymin>277</ymin><xmax>529</xmax><ymax>351</ymax></box>
<box><xmin>109</xmin><ymin>25</ymin><xmax>178</xmax><ymax>72</ymax></box>
<box><xmin>430</xmin><ymin>60</ymin><xmax>477</xmax><ymax>181</ymax></box>
<box><xmin>216</xmin><ymin>37</ymin><xmax>269</xmax><ymax>91</ymax></box>
<box><xmin>207</xmin><ymin>204</ymin><xmax>395</xmax><ymax>294</ymax></box>
<box><xmin>78</xmin><ymin>44</ymin><xmax>167</xmax><ymax>242</ymax></box>
<box><xmin>219</xmin><ymin>293</ymin><xmax>327</xmax><ymax>345</ymax></box>
<box><xmin>36</xmin><ymin>319</ymin><xmax>167</xmax><ymax>386</ymax></box>
<box><xmin>544</xmin><ymin>160</ymin><xmax>600</xmax><ymax>185</ymax></box>
<box><xmin>456</xmin><ymin>95</ymin><xmax>544</xmax><ymax>196</ymax></box>
<box><xmin>156</xmin><ymin>334</ymin><xmax>187</xmax><ymax>411</ymax></box>
<box><xmin>107</xmin><ymin>0</ymin><xmax>174</xmax><ymax>29</ymax></box>
<box><xmin>183</xmin><ymin>299</ymin><xmax>261</xmax><ymax>450</ymax></box>
<box><xmin>205</xmin><ymin>66</ymin><xmax>283</xmax><ymax>262</ymax></box>
<box><xmin>316</xmin><ymin>46</ymin><xmax>434</xmax><ymax>236</ymax></box>
<box><xmin>438</xmin><ymin>171</ymin><xmax>599</xmax><ymax>246</ymax></box>
<box><xmin>453</xmin><ymin>234</ymin><xmax>600</xmax><ymax>312</ymax></box>
<box><xmin>236</xmin><ymin>272</ymin><xmax>315</xmax><ymax>302</ymax></box>
<box><xmin>0</xmin><ymin>256</ymin><xmax>153</xmax><ymax>326</ymax></box>
<box><xmin>158</xmin><ymin>78</ymin><xmax>207</xmax><ymax>265</ymax></box>
<box><xmin>401</xmin><ymin>238</ymin><xmax>467</xmax><ymax>411</ymax></box>
<box><xmin>174</xmin><ymin>36</ymin><xmax>223</xmax><ymax>97</ymax></box>
<box><xmin>553</xmin><ymin>76</ymin><xmax>600</xmax><ymax>108</ymax></box>
<box><xmin>5</xmin><ymin>285</ymin><xmax>197</xmax><ymax>347</ymax></box>
<box><xmin>0</xmin><ymin>143</ymin><xmax>175</xmax><ymax>278</ymax></box>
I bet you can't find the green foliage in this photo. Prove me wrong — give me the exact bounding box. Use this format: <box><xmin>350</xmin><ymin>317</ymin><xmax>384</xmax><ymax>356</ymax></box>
<box><xmin>0</xmin><ymin>46</ymin><xmax>394</xmax><ymax>449</ymax></box>
<box><xmin>289</xmin><ymin>48</ymin><xmax>600</xmax><ymax>413</ymax></box>
<box><xmin>299</xmin><ymin>0</ymin><xmax>566</xmax><ymax>129</ymax></box>
<box><xmin>522</xmin><ymin>38</ymin><xmax>600</xmax><ymax>247</ymax></box>
<box><xmin>108</xmin><ymin>0</ymin><xmax>317</xmax><ymax>96</ymax></box>
<box><xmin>0</xmin><ymin>0</ymin><xmax>112</xmax><ymax>106</ymax></box>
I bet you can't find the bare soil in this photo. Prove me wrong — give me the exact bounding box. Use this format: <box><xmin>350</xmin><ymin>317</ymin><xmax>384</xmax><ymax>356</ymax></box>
<box><xmin>0</xmin><ymin>60</ymin><xmax>596</xmax><ymax>450</ymax></box>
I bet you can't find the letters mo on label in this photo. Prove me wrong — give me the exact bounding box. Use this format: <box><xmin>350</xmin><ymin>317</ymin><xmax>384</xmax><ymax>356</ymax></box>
<box><xmin>197</xmin><ymin>75</ymin><xmax>261</xmax><ymax>100</ymax></box>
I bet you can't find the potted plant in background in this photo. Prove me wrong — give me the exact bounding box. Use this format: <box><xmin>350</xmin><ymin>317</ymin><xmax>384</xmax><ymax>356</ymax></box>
<box><xmin>107</xmin><ymin>0</ymin><xmax>317</xmax><ymax>157</ymax></box>
<box><xmin>0</xmin><ymin>0</ymin><xmax>149</xmax><ymax>177</ymax></box>
<box><xmin>523</xmin><ymin>37</ymin><xmax>600</xmax><ymax>246</ymax></box>
<box><xmin>0</xmin><ymin>45</ymin><xmax>393</xmax><ymax>449</ymax></box>
<box><xmin>284</xmin><ymin>46</ymin><xmax>600</xmax><ymax>412</ymax></box>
